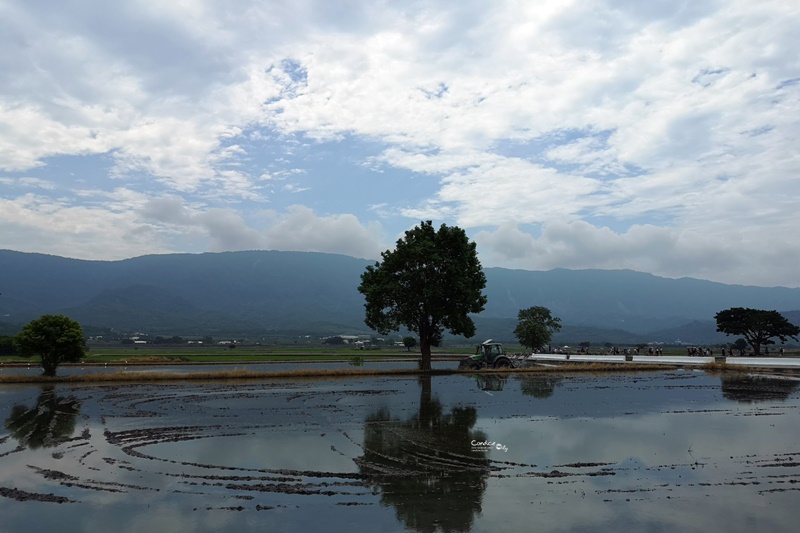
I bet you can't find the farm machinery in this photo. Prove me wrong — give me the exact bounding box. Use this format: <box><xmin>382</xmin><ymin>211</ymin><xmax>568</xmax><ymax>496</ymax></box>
<box><xmin>458</xmin><ymin>339</ymin><xmax>516</xmax><ymax>370</ymax></box>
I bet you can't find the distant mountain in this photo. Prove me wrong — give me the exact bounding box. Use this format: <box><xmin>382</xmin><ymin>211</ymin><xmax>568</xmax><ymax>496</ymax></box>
<box><xmin>480</xmin><ymin>268</ymin><xmax>800</xmax><ymax>333</ymax></box>
<box><xmin>0</xmin><ymin>250</ymin><xmax>369</xmax><ymax>336</ymax></box>
<box><xmin>1</xmin><ymin>249</ymin><xmax>799</xmax><ymax>343</ymax></box>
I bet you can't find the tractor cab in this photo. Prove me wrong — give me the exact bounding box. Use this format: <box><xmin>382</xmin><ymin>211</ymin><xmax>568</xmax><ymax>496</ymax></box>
<box><xmin>477</xmin><ymin>340</ymin><xmax>505</xmax><ymax>360</ymax></box>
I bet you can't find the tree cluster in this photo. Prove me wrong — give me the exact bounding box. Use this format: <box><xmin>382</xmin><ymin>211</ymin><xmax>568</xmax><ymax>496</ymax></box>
<box><xmin>0</xmin><ymin>335</ymin><xmax>17</xmax><ymax>356</ymax></box>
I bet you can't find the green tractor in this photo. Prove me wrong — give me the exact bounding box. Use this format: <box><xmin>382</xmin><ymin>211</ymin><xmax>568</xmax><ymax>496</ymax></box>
<box><xmin>458</xmin><ymin>339</ymin><xmax>514</xmax><ymax>370</ymax></box>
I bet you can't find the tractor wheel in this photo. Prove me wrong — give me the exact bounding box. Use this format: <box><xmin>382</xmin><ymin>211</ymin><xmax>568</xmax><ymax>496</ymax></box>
<box><xmin>493</xmin><ymin>358</ymin><xmax>511</xmax><ymax>369</ymax></box>
<box><xmin>459</xmin><ymin>359</ymin><xmax>482</xmax><ymax>370</ymax></box>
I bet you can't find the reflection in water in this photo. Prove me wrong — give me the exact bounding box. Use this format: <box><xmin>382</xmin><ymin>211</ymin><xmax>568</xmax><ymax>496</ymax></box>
<box><xmin>473</xmin><ymin>374</ymin><xmax>507</xmax><ymax>392</ymax></box>
<box><xmin>2</xmin><ymin>373</ymin><xmax>800</xmax><ymax>532</ymax></box>
<box><xmin>357</xmin><ymin>376</ymin><xmax>491</xmax><ymax>533</ymax></box>
<box><xmin>720</xmin><ymin>374</ymin><xmax>800</xmax><ymax>403</ymax></box>
<box><xmin>518</xmin><ymin>375</ymin><xmax>563</xmax><ymax>398</ymax></box>
<box><xmin>3</xmin><ymin>386</ymin><xmax>81</xmax><ymax>449</ymax></box>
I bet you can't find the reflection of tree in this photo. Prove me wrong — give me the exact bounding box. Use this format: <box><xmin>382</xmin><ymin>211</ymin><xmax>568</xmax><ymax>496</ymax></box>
<box><xmin>3</xmin><ymin>387</ymin><xmax>81</xmax><ymax>449</ymax></box>
<box><xmin>357</xmin><ymin>376</ymin><xmax>491</xmax><ymax>533</ymax></box>
<box><xmin>518</xmin><ymin>376</ymin><xmax>563</xmax><ymax>399</ymax></box>
<box><xmin>721</xmin><ymin>374</ymin><xmax>800</xmax><ymax>403</ymax></box>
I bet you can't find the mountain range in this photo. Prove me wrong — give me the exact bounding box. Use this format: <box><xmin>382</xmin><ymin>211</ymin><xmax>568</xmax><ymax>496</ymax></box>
<box><xmin>1</xmin><ymin>249</ymin><xmax>799</xmax><ymax>345</ymax></box>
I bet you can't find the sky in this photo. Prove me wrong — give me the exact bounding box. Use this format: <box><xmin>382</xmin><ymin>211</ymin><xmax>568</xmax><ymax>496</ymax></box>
<box><xmin>1</xmin><ymin>0</ymin><xmax>799</xmax><ymax>288</ymax></box>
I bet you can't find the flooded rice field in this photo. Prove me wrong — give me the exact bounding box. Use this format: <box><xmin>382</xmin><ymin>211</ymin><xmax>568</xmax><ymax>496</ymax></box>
<box><xmin>1</xmin><ymin>369</ymin><xmax>799</xmax><ymax>532</ymax></box>
<box><xmin>0</xmin><ymin>360</ymin><xmax>455</xmax><ymax>377</ymax></box>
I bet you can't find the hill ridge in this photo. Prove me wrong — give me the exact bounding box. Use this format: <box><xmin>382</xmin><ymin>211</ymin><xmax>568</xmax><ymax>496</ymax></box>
<box><xmin>1</xmin><ymin>249</ymin><xmax>798</xmax><ymax>343</ymax></box>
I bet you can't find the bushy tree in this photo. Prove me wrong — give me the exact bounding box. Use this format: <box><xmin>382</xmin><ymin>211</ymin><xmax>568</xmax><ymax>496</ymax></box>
<box><xmin>0</xmin><ymin>335</ymin><xmax>17</xmax><ymax>355</ymax></box>
<box><xmin>403</xmin><ymin>336</ymin><xmax>417</xmax><ymax>352</ymax></box>
<box><xmin>514</xmin><ymin>306</ymin><xmax>562</xmax><ymax>351</ymax></box>
<box><xmin>15</xmin><ymin>315</ymin><xmax>85</xmax><ymax>376</ymax></box>
<box><xmin>714</xmin><ymin>308</ymin><xmax>800</xmax><ymax>356</ymax></box>
<box><xmin>732</xmin><ymin>338</ymin><xmax>748</xmax><ymax>352</ymax></box>
<box><xmin>358</xmin><ymin>221</ymin><xmax>487</xmax><ymax>370</ymax></box>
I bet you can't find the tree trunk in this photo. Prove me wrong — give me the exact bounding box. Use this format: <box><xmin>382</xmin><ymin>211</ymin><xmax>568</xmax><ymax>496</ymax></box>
<box><xmin>41</xmin><ymin>360</ymin><xmax>58</xmax><ymax>377</ymax></box>
<box><xmin>419</xmin><ymin>338</ymin><xmax>432</xmax><ymax>370</ymax></box>
<box><xmin>418</xmin><ymin>321</ymin><xmax>433</xmax><ymax>371</ymax></box>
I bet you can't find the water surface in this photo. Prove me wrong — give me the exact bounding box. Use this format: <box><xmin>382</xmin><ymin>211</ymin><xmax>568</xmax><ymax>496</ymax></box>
<box><xmin>1</xmin><ymin>370</ymin><xmax>799</xmax><ymax>532</ymax></box>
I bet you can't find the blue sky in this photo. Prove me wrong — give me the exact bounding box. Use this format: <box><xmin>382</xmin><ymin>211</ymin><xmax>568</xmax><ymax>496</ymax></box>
<box><xmin>1</xmin><ymin>0</ymin><xmax>799</xmax><ymax>287</ymax></box>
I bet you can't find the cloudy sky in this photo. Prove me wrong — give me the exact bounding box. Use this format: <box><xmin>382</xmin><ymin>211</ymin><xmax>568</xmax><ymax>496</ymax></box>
<box><xmin>1</xmin><ymin>0</ymin><xmax>799</xmax><ymax>287</ymax></box>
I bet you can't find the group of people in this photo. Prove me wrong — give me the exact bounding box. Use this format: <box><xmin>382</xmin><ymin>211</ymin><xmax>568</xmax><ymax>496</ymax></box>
<box><xmin>692</xmin><ymin>346</ymin><xmax>787</xmax><ymax>357</ymax></box>
<box><xmin>528</xmin><ymin>344</ymin><xmax>789</xmax><ymax>357</ymax></box>
<box><xmin>687</xmin><ymin>347</ymin><xmax>714</xmax><ymax>356</ymax></box>
<box><xmin>532</xmin><ymin>345</ymin><xmax>664</xmax><ymax>355</ymax></box>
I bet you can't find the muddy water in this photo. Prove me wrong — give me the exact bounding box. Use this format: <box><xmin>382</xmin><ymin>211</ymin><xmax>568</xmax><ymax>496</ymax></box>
<box><xmin>0</xmin><ymin>360</ymin><xmax>455</xmax><ymax>376</ymax></box>
<box><xmin>1</xmin><ymin>370</ymin><xmax>799</xmax><ymax>532</ymax></box>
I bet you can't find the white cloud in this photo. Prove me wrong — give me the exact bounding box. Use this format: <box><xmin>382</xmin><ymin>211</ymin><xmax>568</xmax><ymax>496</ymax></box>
<box><xmin>0</xmin><ymin>191</ymin><xmax>171</xmax><ymax>259</ymax></box>
<box><xmin>474</xmin><ymin>220</ymin><xmax>800</xmax><ymax>288</ymax></box>
<box><xmin>261</xmin><ymin>205</ymin><xmax>385</xmax><ymax>259</ymax></box>
<box><xmin>1</xmin><ymin>0</ymin><xmax>799</xmax><ymax>286</ymax></box>
<box><xmin>140</xmin><ymin>197</ymin><xmax>385</xmax><ymax>258</ymax></box>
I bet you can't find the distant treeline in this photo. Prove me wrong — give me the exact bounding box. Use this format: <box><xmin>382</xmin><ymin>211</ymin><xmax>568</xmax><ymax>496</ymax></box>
<box><xmin>0</xmin><ymin>335</ymin><xmax>18</xmax><ymax>355</ymax></box>
<box><xmin>121</xmin><ymin>336</ymin><xmax>215</xmax><ymax>345</ymax></box>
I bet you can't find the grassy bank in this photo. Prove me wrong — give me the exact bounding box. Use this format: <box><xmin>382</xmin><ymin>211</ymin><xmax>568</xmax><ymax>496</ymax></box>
<box><xmin>0</xmin><ymin>353</ymin><xmax>432</xmax><ymax>365</ymax></box>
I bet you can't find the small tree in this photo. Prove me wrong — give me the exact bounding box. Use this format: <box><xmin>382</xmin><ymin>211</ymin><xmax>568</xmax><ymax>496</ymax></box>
<box><xmin>514</xmin><ymin>306</ymin><xmax>562</xmax><ymax>351</ymax></box>
<box><xmin>714</xmin><ymin>308</ymin><xmax>800</xmax><ymax>356</ymax></box>
<box><xmin>0</xmin><ymin>335</ymin><xmax>18</xmax><ymax>356</ymax></box>
<box><xmin>732</xmin><ymin>338</ymin><xmax>748</xmax><ymax>352</ymax></box>
<box><xmin>403</xmin><ymin>336</ymin><xmax>417</xmax><ymax>352</ymax></box>
<box><xmin>358</xmin><ymin>221</ymin><xmax>487</xmax><ymax>370</ymax></box>
<box><xmin>15</xmin><ymin>315</ymin><xmax>86</xmax><ymax>377</ymax></box>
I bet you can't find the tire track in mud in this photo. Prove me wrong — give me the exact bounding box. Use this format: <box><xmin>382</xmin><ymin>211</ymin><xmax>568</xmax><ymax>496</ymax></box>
<box><xmin>0</xmin><ymin>382</ymin><xmax>402</xmax><ymax>506</ymax></box>
<box><xmin>2</xmin><ymin>373</ymin><xmax>800</xmax><ymax>512</ymax></box>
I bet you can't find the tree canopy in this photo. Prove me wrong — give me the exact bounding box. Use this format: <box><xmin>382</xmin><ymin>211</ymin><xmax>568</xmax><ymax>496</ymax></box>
<box><xmin>358</xmin><ymin>221</ymin><xmax>487</xmax><ymax>370</ymax></box>
<box><xmin>514</xmin><ymin>306</ymin><xmax>562</xmax><ymax>351</ymax></box>
<box><xmin>403</xmin><ymin>336</ymin><xmax>417</xmax><ymax>352</ymax></box>
<box><xmin>714</xmin><ymin>307</ymin><xmax>800</xmax><ymax>356</ymax></box>
<box><xmin>0</xmin><ymin>335</ymin><xmax>17</xmax><ymax>356</ymax></box>
<box><xmin>15</xmin><ymin>314</ymin><xmax>86</xmax><ymax>376</ymax></box>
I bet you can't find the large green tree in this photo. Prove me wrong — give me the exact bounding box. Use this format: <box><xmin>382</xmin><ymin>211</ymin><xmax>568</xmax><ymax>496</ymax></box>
<box><xmin>15</xmin><ymin>315</ymin><xmax>86</xmax><ymax>376</ymax></box>
<box><xmin>514</xmin><ymin>306</ymin><xmax>562</xmax><ymax>351</ymax></box>
<box><xmin>714</xmin><ymin>307</ymin><xmax>799</xmax><ymax>356</ymax></box>
<box><xmin>358</xmin><ymin>221</ymin><xmax>487</xmax><ymax>370</ymax></box>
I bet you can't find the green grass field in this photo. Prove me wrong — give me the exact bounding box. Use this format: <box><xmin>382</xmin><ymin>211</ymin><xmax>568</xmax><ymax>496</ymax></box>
<box><xmin>0</xmin><ymin>344</ymin><xmax>473</xmax><ymax>364</ymax></box>
<box><xmin>2</xmin><ymin>343</ymin><xmax>796</xmax><ymax>366</ymax></box>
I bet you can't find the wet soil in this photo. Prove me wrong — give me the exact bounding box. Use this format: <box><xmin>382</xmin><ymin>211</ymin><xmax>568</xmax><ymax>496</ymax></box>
<box><xmin>1</xmin><ymin>371</ymin><xmax>799</xmax><ymax>531</ymax></box>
